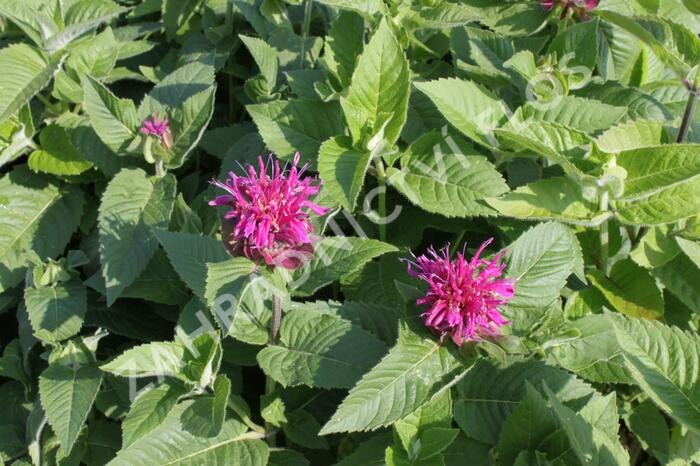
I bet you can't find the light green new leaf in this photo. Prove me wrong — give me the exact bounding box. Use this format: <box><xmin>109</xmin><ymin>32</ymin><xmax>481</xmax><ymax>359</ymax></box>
<box><xmin>154</xmin><ymin>230</ymin><xmax>229</xmax><ymax>299</ymax></box>
<box><xmin>595</xmin><ymin>119</ymin><xmax>664</xmax><ymax>153</ymax></box>
<box><xmin>414</xmin><ymin>78</ymin><xmax>507</xmax><ymax>148</ymax></box>
<box><xmin>521</xmin><ymin>96</ymin><xmax>627</xmax><ymax>135</ymax></box>
<box><xmin>28</xmin><ymin>124</ymin><xmax>93</xmax><ymax>176</ymax></box>
<box><xmin>588</xmin><ymin>259</ymin><xmax>664</xmax><ymax>319</ymax></box>
<box><xmin>320</xmin><ymin>325</ymin><xmax>460</xmax><ymax>435</ymax></box>
<box><xmin>613</xmin><ymin>145</ymin><xmax>700</xmax><ymax>225</ymax></box>
<box><xmin>83</xmin><ymin>75</ymin><xmax>139</xmax><ymax>154</ymax></box>
<box><xmin>341</xmin><ymin>18</ymin><xmax>410</xmax><ymax>146</ymax></box>
<box><xmin>101</xmin><ymin>342</ymin><xmax>186</xmax><ymax>380</ymax></box>
<box><xmin>122</xmin><ymin>380</ymin><xmax>189</xmax><ymax>448</ymax></box>
<box><xmin>247</xmin><ymin>99</ymin><xmax>345</xmax><ymax>166</ymax></box>
<box><xmin>318</xmin><ymin>135</ymin><xmax>372</xmax><ymax>210</ymax></box>
<box><xmin>257</xmin><ymin>310</ymin><xmax>387</xmax><ymax>389</ymax></box>
<box><xmin>106</xmin><ymin>401</ymin><xmax>269</xmax><ymax>466</ymax></box>
<box><xmin>25</xmin><ymin>279</ymin><xmax>87</xmax><ymax>344</ymax></box>
<box><xmin>39</xmin><ymin>363</ymin><xmax>102</xmax><ymax>455</ymax></box>
<box><xmin>291</xmin><ymin>237</ymin><xmax>398</xmax><ymax>296</ymax></box>
<box><xmin>0</xmin><ymin>43</ymin><xmax>63</xmax><ymax>125</ymax></box>
<box><xmin>487</xmin><ymin>177</ymin><xmax>608</xmax><ymax>226</ymax></box>
<box><xmin>611</xmin><ymin>314</ymin><xmax>700</xmax><ymax>433</ymax></box>
<box><xmin>387</xmin><ymin>131</ymin><xmax>507</xmax><ymax>218</ymax></box>
<box><xmin>99</xmin><ymin>170</ymin><xmax>176</xmax><ymax>305</ymax></box>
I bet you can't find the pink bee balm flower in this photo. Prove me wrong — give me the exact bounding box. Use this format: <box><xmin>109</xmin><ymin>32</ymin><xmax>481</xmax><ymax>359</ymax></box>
<box><xmin>542</xmin><ymin>0</ymin><xmax>599</xmax><ymax>18</ymax></box>
<box><xmin>140</xmin><ymin>115</ymin><xmax>173</xmax><ymax>150</ymax></box>
<box><xmin>209</xmin><ymin>152</ymin><xmax>330</xmax><ymax>269</ymax></box>
<box><xmin>404</xmin><ymin>239</ymin><xmax>515</xmax><ymax>346</ymax></box>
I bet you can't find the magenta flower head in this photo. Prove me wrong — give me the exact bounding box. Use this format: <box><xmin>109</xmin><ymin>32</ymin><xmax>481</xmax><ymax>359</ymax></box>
<box><xmin>404</xmin><ymin>238</ymin><xmax>516</xmax><ymax>346</ymax></box>
<box><xmin>542</xmin><ymin>0</ymin><xmax>599</xmax><ymax>18</ymax></box>
<box><xmin>140</xmin><ymin>115</ymin><xmax>173</xmax><ymax>150</ymax></box>
<box><xmin>209</xmin><ymin>152</ymin><xmax>331</xmax><ymax>270</ymax></box>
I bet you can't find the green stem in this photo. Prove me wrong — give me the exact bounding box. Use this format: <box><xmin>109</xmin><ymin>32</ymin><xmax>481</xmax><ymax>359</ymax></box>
<box><xmin>35</xmin><ymin>93</ymin><xmax>60</xmax><ymax>115</ymax></box>
<box><xmin>374</xmin><ymin>159</ymin><xmax>387</xmax><ymax>242</ymax></box>
<box><xmin>155</xmin><ymin>159</ymin><xmax>166</xmax><ymax>178</ymax></box>
<box><xmin>599</xmin><ymin>190</ymin><xmax>609</xmax><ymax>272</ymax></box>
<box><xmin>677</xmin><ymin>86</ymin><xmax>698</xmax><ymax>143</ymax></box>
<box><xmin>264</xmin><ymin>294</ymin><xmax>283</xmax><ymax>446</ymax></box>
<box><xmin>299</xmin><ymin>0</ymin><xmax>313</xmax><ymax>69</ymax></box>
<box><xmin>450</xmin><ymin>230</ymin><xmax>466</xmax><ymax>259</ymax></box>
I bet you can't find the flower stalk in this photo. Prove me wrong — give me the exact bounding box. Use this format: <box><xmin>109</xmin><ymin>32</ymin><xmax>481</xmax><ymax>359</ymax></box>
<box><xmin>678</xmin><ymin>80</ymin><xmax>699</xmax><ymax>143</ymax></box>
<box><xmin>599</xmin><ymin>190</ymin><xmax>609</xmax><ymax>272</ymax></box>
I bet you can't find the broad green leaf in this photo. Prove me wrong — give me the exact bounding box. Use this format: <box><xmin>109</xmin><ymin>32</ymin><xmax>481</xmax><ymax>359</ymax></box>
<box><xmin>165</xmin><ymin>87</ymin><xmax>216</xmax><ymax>169</ymax></box>
<box><xmin>99</xmin><ymin>170</ymin><xmax>176</xmax><ymax>305</ymax></box>
<box><xmin>387</xmin><ymin>131</ymin><xmax>508</xmax><ymax>218</ymax></box>
<box><xmin>239</xmin><ymin>35</ymin><xmax>278</xmax><ymax>91</ymax></box>
<box><xmin>25</xmin><ymin>279</ymin><xmax>87</xmax><ymax>344</ymax></box>
<box><xmin>333</xmin><ymin>433</ymin><xmax>392</xmax><ymax>466</ymax></box>
<box><xmin>318</xmin><ymin>135</ymin><xmax>372</xmax><ymax>210</ymax></box>
<box><xmin>414</xmin><ymin>78</ymin><xmax>507</xmax><ymax>148</ymax></box>
<box><xmin>477</xmin><ymin>2</ymin><xmax>548</xmax><ymax>36</ymax></box>
<box><xmin>341</xmin><ymin>18</ymin><xmax>410</xmax><ymax>146</ymax></box>
<box><xmin>282</xmin><ymin>409</ymin><xmax>329</xmax><ymax>450</ymax></box>
<box><xmin>548</xmin><ymin>18</ymin><xmax>599</xmax><ymax>70</ymax></box>
<box><xmin>291</xmin><ymin>237</ymin><xmax>398</xmax><ymax>296</ymax></box>
<box><xmin>247</xmin><ymin>100</ymin><xmax>345</xmax><ymax>166</ymax></box>
<box><xmin>28</xmin><ymin>124</ymin><xmax>93</xmax><ymax>175</ymax></box>
<box><xmin>546</xmin><ymin>386</ymin><xmax>629</xmax><ymax>466</ymax></box>
<box><xmin>162</xmin><ymin>0</ymin><xmax>202</xmax><ymax>41</ymax></box>
<box><xmin>625</xmin><ymin>399</ymin><xmax>670</xmax><ymax>464</ymax></box>
<box><xmin>0</xmin><ymin>43</ymin><xmax>63</xmax><ymax>125</ymax></box>
<box><xmin>257</xmin><ymin>309</ymin><xmax>387</xmax><ymax>389</ymax></box>
<box><xmin>613</xmin><ymin>145</ymin><xmax>700</xmax><ymax>225</ymax></box>
<box><xmin>595</xmin><ymin>119</ymin><xmax>664</xmax><ymax>153</ymax></box>
<box><xmin>521</xmin><ymin>96</ymin><xmax>627</xmax><ymax>135</ymax></box>
<box><xmin>83</xmin><ymin>75</ymin><xmax>139</xmax><ymax>154</ymax></box>
<box><xmin>100</xmin><ymin>342</ymin><xmax>186</xmax><ymax>380</ymax></box>
<box><xmin>653</xmin><ymin>252</ymin><xmax>700</xmax><ymax>314</ymax></box>
<box><xmin>39</xmin><ymin>363</ymin><xmax>102</xmax><ymax>455</ymax></box>
<box><xmin>314</xmin><ymin>0</ymin><xmax>385</xmax><ymax>18</ymax></box>
<box><xmin>454</xmin><ymin>359</ymin><xmax>596</xmax><ymax>445</ymax></box>
<box><xmin>611</xmin><ymin>314</ymin><xmax>700</xmax><ymax>433</ymax></box>
<box><xmin>505</xmin><ymin>222</ymin><xmax>583</xmax><ymax>333</ymax></box>
<box><xmin>340</xmin><ymin>252</ymin><xmax>411</xmax><ymax>309</ymax></box>
<box><xmin>545</xmin><ymin>314</ymin><xmax>633</xmax><ymax>384</ymax></box>
<box><xmin>0</xmin><ymin>167</ymin><xmax>83</xmax><ymax>292</ymax></box>
<box><xmin>487</xmin><ymin>177</ymin><xmax>608</xmax><ymax>226</ymax></box>
<box><xmin>138</xmin><ymin>60</ymin><xmax>216</xmax><ymax>117</ymax></box>
<box><xmin>154</xmin><ymin>230</ymin><xmax>229</xmax><ymax>299</ymax></box>
<box><xmin>180</xmin><ymin>375</ymin><xmax>230</xmax><ymax>438</ymax></box>
<box><xmin>399</xmin><ymin>3</ymin><xmax>481</xmax><ymax>30</ymax></box>
<box><xmin>122</xmin><ymin>380</ymin><xmax>189</xmax><ymax>448</ymax></box>
<box><xmin>630</xmin><ymin>225</ymin><xmax>681</xmax><ymax>268</ymax></box>
<box><xmin>45</xmin><ymin>0</ymin><xmax>126</xmax><ymax>53</ymax></box>
<box><xmin>588</xmin><ymin>259</ymin><xmax>664</xmax><ymax>319</ymax></box>
<box><xmin>106</xmin><ymin>401</ymin><xmax>269</xmax><ymax>466</ymax></box>
<box><xmin>320</xmin><ymin>325</ymin><xmax>461</xmax><ymax>435</ymax></box>
<box><xmin>324</xmin><ymin>11</ymin><xmax>364</xmax><ymax>89</ymax></box>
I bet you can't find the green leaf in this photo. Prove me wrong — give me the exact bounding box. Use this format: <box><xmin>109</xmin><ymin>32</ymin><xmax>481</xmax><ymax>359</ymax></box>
<box><xmin>83</xmin><ymin>75</ymin><xmax>139</xmax><ymax>154</ymax></box>
<box><xmin>505</xmin><ymin>222</ymin><xmax>583</xmax><ymax>333</ymax></box>
<box><xmin>101</xmin><ymin>342</ymin><xmax>186</xmax><ymax>380</ymax></box>
<box><xmin>341</xmin><ymin>18</ymin><xmax>410</xmax><ymax>146</ymax></box>
<box><xmin>138</xmin><ymin>60</ymin><xmax>215</xmax><ymax>117</ymax></box>
<box><xmin>257</xmin><ymin>309</ymin><xmax>387</xmax><ymax>389</ymax></box>
<box><xmin>247</xmin><ymin>99</ymin><xmax>345</xmax><ymax>167</ymax></box>
<box><xmin>546</xmin><ymin>314</ymin><xmax>632</xmax><ymax>384</ymax></box>
<box><xmin>548</xmin><ymin>19</ymin><xmax>599</xmax><ymax>70</ymax></box>
<box><xmin>39</xmin><ymin>363</ymin><xmax>103</xmax><ymax>455</ymax></box>
<box><xmin>414</xmin><ymin>78</ymin><xmax>507</xmax><ymax>148</ymax></box>
<box><xmin>162</xmin><ymin>0</ymin><xmax>202</xmax><ymax>41</ymax></box>
<box><xmin>45</xmin><ymin>0</ymin><xmax>126</xmax><ymax>53</ymax></box>
<box><xmin>387</xmin><ymin>131</ymin><xmax>508</xmax><ymax>218</ymax></box>
<box><xmin>283</xmin><ymin>409</ymin><xmax>329</xmax><ymax>450</ymax></box>
<box><xmin>122</xmin><ymin>380</ymin><xmax>189</xmax><ymax>448</ymax></box>
<box><xmin>28</xmin><ymin>124</ymin><xmax>93</xmax><ymax>175</ymax></box>
<box><xmin>181</xmin><ymin>375</ymin><xmax>230</xmax><ymax>438</ymax></box>
<box><xmin>653</xmin><ymin>252</ymin><xmax>700</xmax><ymax>313</ymax></box>
<box><xmin>454</xmin><ymin>359</ymin><xmax>596</xmax><ymax>445</ymax></box>
<box><xmin>625</xmin><ymin>399</ymin><xmax>670</xmax><ymax>464</ymax></box>
<box><xmin>546</xmin><ymin>386</ymin><xmax>629</xmax><ymax>466</ymax></box>
<box><xmin>291</xmin><ymin>237</ymin><xmax>398</xmax><ymax>296</ymax></box>
<box><xmin>630</xmin><ymin>225</ymin><xmax>680</xmax><ymax>268</ymax></box>
<box><xmin>239</xmin><ymin>35</ymin><xmax>278</xmax><ymax>92</ymax></box>
<box><xmin>99</xmin><ymin>170</ymin><xmax>176</xmax><ymax>305</ymax></box>
<box><xmin>487</xmin><ymin>177</ymin><xmax>608</xmax><ymax>226</ymax></box>
<box><xmin>318</xmin><ymin>135</ymin><xmax>372</xmax><ymax>210</ymax></box>
<box><xmin>165</xmin><ymin>87</ymin><xmax>216</xmax><ymax>169</ymax></box>
<box><xmin>521</xmin><ymin>96</ymin><xmax>627</xmax><ymax>135</ymax></box>
<box><xmin>106</xmin><ymin>401</ymin><xmax>269</xmax><ymax>466</ymax></box>
<box><xmin>612</xmin><ymin>145</ymin><xmax>700</xmax><ymax>225</ymax></box>
<box><xmin>0</xmin><ymin>43</ymin><xmax>63</xmax><ymax>125</ymax></box>
<box><xmin>154</xmin><ymin>230</ymin><xmax>229</xmax><ymax>299</ymax></box>
<box><xmin>588</xmin><ymin>259</ymin><xmax>664</xmax><ymax>319</ymax></box>
<box><xmin>325</xmin><ymin>11</ymin><xmax>364</xmax><ymax>89</ymax></box>
<box><xmin>400</xmin><ymin>3</ymin><xmax>481</xmax><ymax>30</ymax></box>
<box><xmin>320</xmin><ymin>325</ymin><xmax>460</xmax><ymax>435</ymax></box>
<box><xmin>25</xmin><ymin>279</ymin><xmax>87</xmax><ymax>344</ymax></box>
<box><xmin>611</xmin><ymin>314</ymin><xmax>700</xmax><ymax>433</ymax></box>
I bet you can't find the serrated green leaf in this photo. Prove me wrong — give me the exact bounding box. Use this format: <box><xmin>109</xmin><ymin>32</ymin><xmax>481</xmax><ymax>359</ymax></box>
<box><xmin>324</xmin><ymin>11</ymin><xmax>364</xmax><ymax>89</ymax></box>
<box><xmin>101</xmin><ymin>342</ymin><xmax>186</xmax><ymax>380</ymax></box>
<box><xmin>320</xmin><ymin>325</ymin><xmax>460</xmax><ymax>435</ymax></box>
<box><xmin>138</xmin><ymin>60</ymin><xmax>215</xmax><ymax>117</ymax></box>
<box><xmin>165</xmin><ymin>87</ymin><xmax>216</xmax><ymax>169</ymax></box>
<box><xmin>83</xmin><ymin>75</ymin><xmax>139</xmax><ymax>154</ymax></box>
<box><xmin>521</xmin><ymin>96</ymin><xmax>627</xmax><ymax>135</ymax></box>
<box><xmin>341</xmin><ymin>18</ymin><xmax>409</xmax><ymax>146</ymax></box>
<box><xmin>45</xmin><ymin>0</ymin><xmax>126</xmax><ymax>53</ymax></box>
<box><xmin>596</xmin><ymin>119</ymin><xmax>664</xmax><ymax>153</ymax></box>
<box><xmin>291</xmin><ymin>236</ymin><xmax>398</xmax><ymax>296</ymax></box>
<box><xmin>548</xmin><ymin>19</ymin><xmax>599</xmax><ymax>70</ymax></box>
<box><xmin>39</xmin><ymin>363</ymin><xmax>102</xmax><ymax>455</ymax></box>
<box><xmin>318</xmin><ymin>135</ymin><xmax>372</xmax><ymax>210</ymax></box>
<box><xmin>25</xmin><ymin>279</ymin><xmax>87</xmax><ymax>344</ymax></box>
<box><xmin>257</xmin><ymin>309</ymin><xmax>386</xmax><ymax>389</ymax></box>
<box><xmin>181</xmin><ymin>375</ymin><xmax>230</xmax><ymax>438</ymax></box>
<box><xmin>653</xmin><ymin>252</ymin><xmax>700</xmax><ymax>313</ymax></box>
<box><xmin>414</xmin><ymin>78</ymin><xmax>506</xmax><ymax>148</ymax></box>
<box><xmin>99</xmin><ymin>170</ymin><xmax>176</xmax><ymax>305</ymax></box>
<box><xmin>28</xmin><ymin>123</ymin><xmax>93</xmax><ymax>175</ymax></box>
<box><xmin>162</xmin><ymin>0</ymin><xmax>202</xmax><ymax>41</ymax></box>
<box><xmin>239</xmin><ymin>35</ymin><xmax>278</xmax><ymax>91</ymax></box>
<box><xmin>611</xmin><ymin>314</ymin><xmax>700</xmax><ymax>433</ymax></box>
<box><xmin>247</xmin><ymin>99</ymin><xmax>345</xmax><ymax>167</ymax></box>
<box><xmin>613</xmin><ymin>145</ymin><xmax>700</xmax><ymax>225</ymax></box>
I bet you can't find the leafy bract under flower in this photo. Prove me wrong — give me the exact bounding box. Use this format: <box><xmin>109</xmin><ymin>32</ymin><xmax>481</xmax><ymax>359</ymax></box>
<box><xmin>404</xmin><ymin>239</ymin><xmax>515</xmax><ymax>346</ymax></box>
<box><xmin>209</xmin><ymin>152</ymin><xmax>330</xmax><ymax>269</ymax></box>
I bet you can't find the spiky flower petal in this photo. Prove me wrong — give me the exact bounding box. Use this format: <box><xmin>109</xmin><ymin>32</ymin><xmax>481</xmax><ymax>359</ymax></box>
<box><xmin>140</xmin><ymin>115</ymin><xmax>173</xmax><ymax>150</ymax></box>
<box><xmin>404</xmin><ymin>239</ymin><xmax>515</xmax><ymax>345</ymax></box>
<box><xmin>209</xmin><ymin>152</ymin><xmax>330</xmax><ymax>269</ymax></box>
